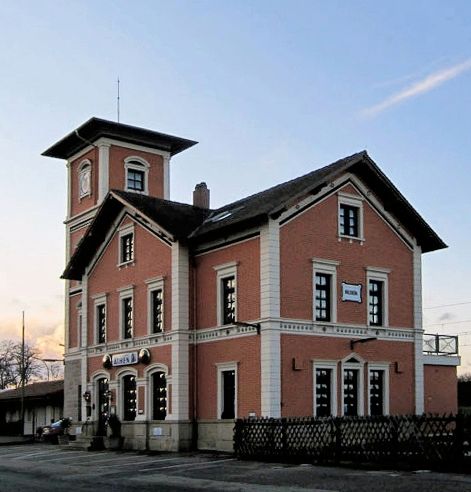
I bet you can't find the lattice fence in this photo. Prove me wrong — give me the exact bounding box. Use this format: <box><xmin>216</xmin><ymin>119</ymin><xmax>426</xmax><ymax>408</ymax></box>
<box><xmin>234</xmin><ymin>414</ymin><xmax>469</xmax><ymax>466</ymax></box>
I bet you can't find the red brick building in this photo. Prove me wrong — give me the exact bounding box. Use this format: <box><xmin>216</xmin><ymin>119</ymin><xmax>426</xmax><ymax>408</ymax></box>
<box><xmin>43</xmin><ymin>118</ymin><xmax>460</xmax><ymax>451</ymax></box>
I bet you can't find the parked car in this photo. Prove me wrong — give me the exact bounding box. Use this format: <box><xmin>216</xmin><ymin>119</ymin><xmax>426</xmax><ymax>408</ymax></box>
<box><xmin>37</xmin><ymin>417</ymin><xmax>71</xmax><ymax>444</ymax></box>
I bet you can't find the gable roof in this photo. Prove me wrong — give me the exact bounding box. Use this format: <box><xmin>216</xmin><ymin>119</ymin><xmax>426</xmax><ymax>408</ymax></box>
<box><xmin>62</xmin><ymin>191</ymin><xmax>210</xmax><ymax>280</ymax></box>
<box><xmin>62</xmin><ymin>151</ymin><xmax>446</xmax><ymax>279</ymax></box>
<box><xmin>190</xmin><ymin>151</ymin><xmax>446</xmax><ymax>253</ymax></box>
<box><xmin>42</xmin><ymin>117</ymin><xmax>197</xmax><ymax>159</ymax></box>
<box><xmin>0</xmin><ymin>380</ymin><xmax>63</xmax><ymax>401</ymax></box>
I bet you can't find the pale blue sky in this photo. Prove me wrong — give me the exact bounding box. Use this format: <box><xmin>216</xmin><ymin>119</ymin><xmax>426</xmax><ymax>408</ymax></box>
<box><xmin>0</xmin><ymin>1</ymin><xmax>470</xmax><ymax>369</ymax></box>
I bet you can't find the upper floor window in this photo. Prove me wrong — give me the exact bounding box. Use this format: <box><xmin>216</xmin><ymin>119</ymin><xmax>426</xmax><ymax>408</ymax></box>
<box><xmin>338</xmin><ymin>192</ymin><xmax>364</xmax><ymax>240</ymax></box>
<box><xmin>78</xmin><ymin>160</ymin><xmax>92</xmax><ymax>199</ymax></box>
<box><xmin>96</xmin><ymin>303</ymin><xmax>106</xmax><ymax>344</ymax></box>
<box><xmin>124</xmin><ymin>157</ymin><xmax>149</xmax><ymax>195</ymax></box>
<box><xmin>312</xmin><ymin>259</ymin><xmax>339</xmax><ymax>323</ymax></box>
<box><xmin>214</xmin><ymin>262</ymin><xmax>238</xmax><ymax>326</ymax></box>
<box><xmin>366</xmin><ymin>267</ymin><xmax>389</xmax><ymax>327</ymax></box>
<box><xmin>121</xmin><ymin>233</ymin><xmax>134</xmax><ymax>263</ymax></box>
<box><xmin>146</xmin><ymin>277</ymin><xmax>165</xmax><ymax>334</ymax></box>
<box><xmin>122</xmin><ymin>297</ymin><xmax>133</xmax><ymax>339</ymax></box>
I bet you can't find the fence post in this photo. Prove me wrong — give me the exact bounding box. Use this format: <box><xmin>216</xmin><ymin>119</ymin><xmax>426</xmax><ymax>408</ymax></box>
<box><xmin>233</xmin><ymin>419</ymin><xmax>241</xmax><ymax>457</ymax></box>
<box><xmin>281</xmin><ymin>418</ymin><xmax>287</xmax><ymax>458</ymax></box>
<box><xmin>455</xmin><ymin>413</ymin><xmax>464</xmax><ymax>462</ymax></box>
<box><xmin>334</xmin><ymin>417</ymin><xmax>342</xmax><ymax>463</ymax></box>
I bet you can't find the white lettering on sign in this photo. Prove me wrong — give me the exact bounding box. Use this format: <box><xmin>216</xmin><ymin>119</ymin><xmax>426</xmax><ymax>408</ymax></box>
<box><xmin>112</xmin><ymin>351</ymin><xmax>138</xmax><ymax>367</ymax></box>
<box><xmin>341</xmin><ymin>283</ymin><xmax>362</xmax><ymax>303</ymax></box>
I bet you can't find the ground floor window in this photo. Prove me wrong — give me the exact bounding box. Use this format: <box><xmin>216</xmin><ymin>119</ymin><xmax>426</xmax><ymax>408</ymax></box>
<box><xmin>122</xmin><ymin>375</ymin><xmax>137</xmax><ymax>421</ymax></box>
<box><xmin>343</xmin><ymin>368</ymin><xmax>359</xmax><ymax>416</ymax></box>
<box><xmin>152</xmin><ymin>371</ymin><xmax>167</xmax><ymax>420</ymax></box>
<box><xmin>218</xmin><ymin>363</ymin><xmax>237</xmax><ymax>419</ymax></box>
<box><xmin>313</xmin><ymin>361</ymin><xmax>337</xmax><ymax>417</ymax></box>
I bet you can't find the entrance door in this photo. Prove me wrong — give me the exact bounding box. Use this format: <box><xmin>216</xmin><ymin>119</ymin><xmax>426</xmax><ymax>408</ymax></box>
<box><xmin>97</xmin><ymin>378</ymin><xmax>109</xmax><ymax>436</ymax></box>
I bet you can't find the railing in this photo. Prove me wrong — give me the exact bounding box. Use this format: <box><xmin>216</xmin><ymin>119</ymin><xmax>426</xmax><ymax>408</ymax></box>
<box><xmin>234</xmin><ymin>414</ymin><xmax>470</xmax><ymax>466</ymax></box>
<box><xmin>423</xmin><ymin>333</ymin><xmax>458</xmax><ymax>355</ymax></box>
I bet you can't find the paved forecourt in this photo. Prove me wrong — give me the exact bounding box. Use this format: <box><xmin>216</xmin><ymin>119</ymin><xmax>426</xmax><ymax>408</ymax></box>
<box><xmin>0</xmin><ymin>443</ymin><xmax>470</xmax><ymax>492</ymax></box>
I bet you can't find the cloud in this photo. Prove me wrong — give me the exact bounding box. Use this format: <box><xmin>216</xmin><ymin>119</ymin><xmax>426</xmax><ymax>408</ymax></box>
<box><xmin>361</xmin><ymin>58</ymin><xmax>471</xmax><ymax>117</ymax></box>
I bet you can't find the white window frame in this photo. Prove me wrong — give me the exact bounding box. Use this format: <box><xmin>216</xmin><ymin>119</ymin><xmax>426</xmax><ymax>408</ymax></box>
<box><xmin>92</xmin><ymin>293</ymin><xmax>107</xmax><ymax>345</ymax></box>
<box><xmin>118</xmin><ymin>224</ymin><xmax>135</xmax><ymax>267</ymax></box>
<box><xmin>118</xmin><ymin>285</ymin><xmax>134</xmax><ymax>340</ymax></box>
<box><xmin>92</xmin><ymin>372</ymin><xmax>110</xmax><ymax>422</ymax></box>
<box><xmin>366</xmin><ymin>267</ymin><xmax>390</xmax><ymax>327</ymax></box>
<box><xmin>312</xmin><ymin>360</ymin><xmax>338</xmax><ymax>417</ymax></box>
<box><xmin>341</xmin><ymin>354</ymin><xmax>365</xmax><ymax>416</ymax></box>
<box><xmin>216</xmin><ymin>361</ymin><xmax>238</xmax><ymax>420</ymax></box>
<box><xmin>338</xmin><ymin>192</ymin><xmax>364</xmax><ymax>241</ymax></box>
<box><xmin>367</xmin><ymin>363</ymin><xmax>390</xmax><ymax>416</ymax></box>
<box><xmin>145</xmin><ymin>364</ymin><xmax>171</xmax><ymax>421</ymax></box>
<box><xmin>146</xmin><ymin>276</ymin><xmax>165</xmax><ymax>335</ymax></box>
<box><xmin>76</xmin><ymin>302</ymin><xmax>82</xmax><ymax>348</ymax></box>
<box><xmin>78</xmin><ymin>159</ymin><xmax>92</xmax><ymax>199</ymax></box>
<box><xmin>312</xmin><ymin>258</ymin><xmax>339</xmax><ymax>323</ymax></box>
<box><xmin>124</xmin><ymin>156</ymin><xmax>150</xmax><ymax>195</ymax></box>
<box><xmin>213</xmin><ymin>261</ymin><xmax>238</xmax><ymax>326</ymax></box>
<box><xmin>116</xmin><ymin>368</ymin><xmax>138</xmax><ymax>422</ymax></box>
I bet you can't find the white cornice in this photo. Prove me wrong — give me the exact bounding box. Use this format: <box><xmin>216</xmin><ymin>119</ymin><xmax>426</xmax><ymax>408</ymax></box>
<box><xmin>95</xmin><ymin>137</ymin><xmax>171</xmax><ymax>158</ymax></box>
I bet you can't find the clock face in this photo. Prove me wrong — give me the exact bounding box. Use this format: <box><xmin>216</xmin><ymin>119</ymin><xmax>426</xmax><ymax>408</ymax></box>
<box><xmin>79</xmin><ymin>170</ymin><xmax>90</xmax><ymax>197</ymax></box>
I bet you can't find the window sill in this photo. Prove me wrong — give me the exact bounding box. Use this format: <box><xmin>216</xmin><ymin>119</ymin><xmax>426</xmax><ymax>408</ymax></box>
<box><xmin>124</xmin><ymin>188</ymin><xmax>148</xmax><ymax>196</ymax></box>
<box><xmin>338</xmin><ymin>234</ymin><xmax>365</xmax><ymax>245</ymax></box>
<box><xmin>118</xmin><ymin>260</ymin><xmax>135</xmax><ymax>269</ymax></box>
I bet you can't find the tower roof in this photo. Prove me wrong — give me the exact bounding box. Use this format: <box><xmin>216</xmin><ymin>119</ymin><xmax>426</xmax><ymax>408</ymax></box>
<box><xmin>42</xmin><ymin>117</ymin><xmax>198</xmax><ymax>159</ymax></box>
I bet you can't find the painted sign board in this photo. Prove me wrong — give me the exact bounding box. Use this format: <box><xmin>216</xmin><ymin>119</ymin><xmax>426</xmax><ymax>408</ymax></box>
<box><xmin>112</xmin><ymin>351</ymin><xmax>138</xmax><ymax>367</ymax></box>
<box><xmin>341</xmin><ymin>282</ymin><xmax>362</xmax><ymax>303</ymax></box>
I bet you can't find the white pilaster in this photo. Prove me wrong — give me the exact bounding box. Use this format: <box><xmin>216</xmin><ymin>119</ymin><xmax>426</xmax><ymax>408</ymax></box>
<box><xmin>170</xmin><ymin>241</ymin><xmax>190</xmax><ymax>420</ymax></box>
<box><xmin>260</xmin><ymin>219</ymin><xmax>281</xmax><ymax>417</ymax></box>
<box><xmin>66</xmin><ymin>161</ymin><xmax>72</xmax><ymax>219</ymax></box>
<box><xmin>80</xmin><ymin>274</ymin><xmax>89</xmax><ymax>420</ymax></box>
<box><xmin>413</xmin><ymin>244</ymin><xmax>424</xmax><ymax>414</ymax></box>
<box><xmin>98</xmin><ymin>143</ymin><xmax>110</xmax><ymax>203</ymax></box>
<box><xmin>163</xmin><ymin>155</ymin><xmax>170</xmax><ymax>200</ymax></box>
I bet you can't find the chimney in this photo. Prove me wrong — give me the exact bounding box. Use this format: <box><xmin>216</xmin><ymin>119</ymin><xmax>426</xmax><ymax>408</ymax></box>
<box><xmin>193</xmin><ymin>182</ymin><xmax>210</xmax><ymax>209</ymax></box>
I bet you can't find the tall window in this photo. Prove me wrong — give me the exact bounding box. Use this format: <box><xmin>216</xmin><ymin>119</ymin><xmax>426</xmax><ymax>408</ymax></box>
<box><xmin>151</xmin><ymin>289</ymin><xmax>163</xmax><ymax>333</ymax></box>
<box><xmin>123</xmin><ymin>297</ymin><xmax>133</xmax><ymax>339</ymax></box>
<box><xmin>315</xmin><ymin>368</ymin><xmax>332</xmax><ymax>417</ymax></box>
<box><xmin>220</xmin><ymin>369</ymin><xmax>236</xmax><ymax>419</ymax></box>
<box><xmin>96</xmin><ymin>304</ymin><xmax>106</xmax><ymax>344</ymax></box>
<box><xmin>368</xmin><ymin>280</ymin><xmax>383</xmax><ymax>326</ymax></box>
<box><xmin>315</xmin><ymin>273</ymin><xmax>331</xmax><ymax>321</ymax></box>
<box><xmin>125</xmin><ymin>158</ymin><xmax>149</xmax><ymax>194</ymax></box>
<box><xmin>152</xmin><ymin>371</ymin><xmax>167</xmax><ymax>420</ymax></box>
<box><xmin>343</xmin><ymin>368</ymin><xmax>359</xmax><ymax>416</ymax></box>
<box><xmin>120</xmin><ymin>233</ymin><xmax>134</xmax><ymax>263</ymax></box>
<box><xmin>122</xmin><ymin>375</ymin><xmax>137</xmax><ymax>421</ymax></box>
<box><xmin>369</xmin><ymin>369</ymin><xmax>384</xmax><ymax>416</ymax></box>
<box><xmin>221</xmin><ymin>276</ymin><xmax>236</xmax><ymax>325</ymax></box>
<box><xmin>339</xmin><ymin>204</ymin><xmax>359</xmax><ymax>237</ymax></box>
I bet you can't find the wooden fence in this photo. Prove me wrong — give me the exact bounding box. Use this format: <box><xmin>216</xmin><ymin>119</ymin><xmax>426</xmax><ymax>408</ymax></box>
<box><xmin>234</xmin><ymin>414</ymin><xmax>469</xmax><ymax>466</ymax></box>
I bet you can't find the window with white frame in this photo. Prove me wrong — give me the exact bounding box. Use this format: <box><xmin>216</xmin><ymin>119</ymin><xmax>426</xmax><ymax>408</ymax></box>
<box><xmin>217</xmin><ymin>362</ymin><xmax>237</xmax><ymax>419</ymax></box>
<box><xmin>338</xmin><ymin>193</ymin><xmax>364</xmax><ymax>240</ymax></box>
<box><xmin>76</xmin><ymin>302</ymin><xmax>82</xmax><ymax>348</ymax></box>
<box><xmin>119</xmin><ymin>286</ymin><xmax>134</xmax><ymax>339</ymax></box>
<box><xmin>368</xmin><ymin>364</ymin><xmax>389</xmax><ymax>416</ymax></box>
<box><xmin>313</xmin><ymin>361</ymin><xmax>337</xmax><ymax>417</ymax></box>
<box><xmin>124</xmin><ymin>157</ymin><xmax>149</xmax><ymax>194</ymax></box>
<box><xmin>151</xmin><ymin>371</ymin><xmax>167</xmax><ymax>420</ymax></box>
<box><xmin>312</xmin><ymin>259</ymin><xmax>339</xmax><ymax>323</ymax></box>
<box><xmin>93</xmin><ymin>295</ymin><xmax>107</xmax><ymax>344</ymax></box>
<box><xmin>118</xmin><ymin>225</ymin><xmax>134</xmax><ymax>265</ymax></box>
<box><xmin>78</xmin><ymin>160</ymin><xmax>92</xmax><ymax>199</ymax></box>
<box><xmin>122</xmin><ymin>374</ymin><xmax>137</xmax><ymax>421</ymax></box>
<box><xmin>366</xmin><ymin>267</ymin><xmax>389</xmax><ymax>327</ymax></box>
<box><xmin>214</xmin><ymin>262</ymin><xmax>238</xmax><ymax>326</ymax></box>
<box><xmin>341</xmin><ymin>356</ymin><xmax>364</xmax><ymax>416</ymax></box>
<box><xmin>146</xmin><ymin>277</ymin><xmax>164</xmax><ymax>334</ymax></box>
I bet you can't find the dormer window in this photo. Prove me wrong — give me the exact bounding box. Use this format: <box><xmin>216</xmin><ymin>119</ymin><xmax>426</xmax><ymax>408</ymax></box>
<box><xmin>124</xmin><ymin>157</ymin><xmax>149</xmax><ymax>194</ymax></box>
<box><xmin>78</xmin><ymin>160</ymin><xmax>92</xmax><ymax>199</ymax></box>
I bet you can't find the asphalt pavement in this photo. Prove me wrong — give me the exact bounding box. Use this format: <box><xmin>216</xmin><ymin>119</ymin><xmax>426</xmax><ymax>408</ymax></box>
<box><xmin>0</xmin><ymin>443</ymin><xmax>470</xmax><ymax>491</ymax></box>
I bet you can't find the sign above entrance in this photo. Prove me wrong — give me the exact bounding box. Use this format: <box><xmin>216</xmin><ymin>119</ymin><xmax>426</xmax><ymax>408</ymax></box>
<box><xmin>112</xmin><ymin>351</ymin><xmax>138</xmax><ymax>367</ymax></box>
<box><xmin>341</xmin><ymin>282</ymin><xmax>362</xmax><ymax>303</ymax></box>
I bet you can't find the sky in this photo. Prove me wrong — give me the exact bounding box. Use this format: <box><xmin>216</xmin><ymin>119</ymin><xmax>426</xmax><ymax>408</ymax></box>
<box><xmin>0</xmin><ymin>0</ymin><xmax>470</xmax><ymax>372</ymax></box>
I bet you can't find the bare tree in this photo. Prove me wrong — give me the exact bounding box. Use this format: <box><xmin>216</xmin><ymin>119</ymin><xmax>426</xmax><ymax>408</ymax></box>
<box><xmin>0</xmin><ymin>340</ymin><xmax>43</xmax><ymax>389</ymax></box>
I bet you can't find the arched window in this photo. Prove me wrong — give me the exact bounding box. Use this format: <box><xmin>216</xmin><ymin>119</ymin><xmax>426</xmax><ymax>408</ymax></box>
<box><xmin>124</xmin><ymin>157</ymin><xmax>149</xmax><ymax>194</ymax></box>
<box><xmin>151</xmin><ymin>371</ymin><xmax>167</xmax><ymax>420</ymax></box>
<box><xmin>78</xmin><ymin>160</ymin><xmax>92</xmax><ymax>199</ymax></box>
<box><xmin>122</xmin><ymin>374</ymin><xmax>137</xmax><ymax>421</ymax></box>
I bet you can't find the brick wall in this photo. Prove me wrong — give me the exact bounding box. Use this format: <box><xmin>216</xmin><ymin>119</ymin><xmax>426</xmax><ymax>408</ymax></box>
<box><xmin>424</xmin><ymin>364</ymin><xmax>458</xmax><ymax>414</ymax></box>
